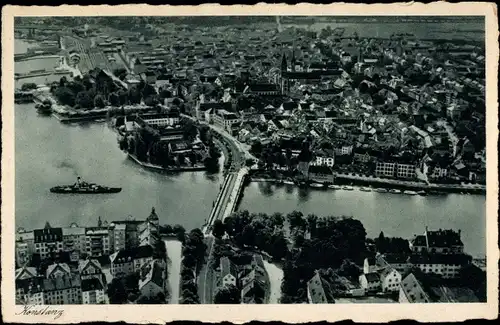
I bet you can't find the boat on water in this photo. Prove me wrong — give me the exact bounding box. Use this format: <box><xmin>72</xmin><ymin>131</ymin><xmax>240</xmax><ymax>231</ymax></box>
<box><xmin>417</xmin><ymin>190</ymin><xmax>427</xmax><ymax>196</ymax></box>
<box><xmin>50</xmin><ymin>177</ymin><xmax>121</xmax><ymax>194</ymax></box>
<box><xmin>388</xmin><ymin>189</ymin><xmax>402</xmax><ymax>194</ymax></box>
<box><xmin>359</xmin><ymin>187</ymin><xmax>372</xmax><ymax>192</ymax></box>
<box><xmin>283</xmin><ymin>180</ymin><xmax>295</xmax><ymax>185</ymax></box>
<box><xmin>342</xmin><ymin>186</ymin><xmax>354</xmax><ymax>191</ymax></box>
<box><xmin>328</xmin><ymin>185</ymin><xmax>342</xmax><ymax>190</ymax></box>
<box><xmin>375</xmin><ymin>188</ymin><xmax>388</xmax><ymax>193</ymax></box>
<box><xmin>310</xmin><ymin>183</ymin><xmax>324</xmax><ymax>189</ymax></box>
<box><xmin>403</xmin><ymin>190</ymin><xmax>418</xmax><ymax>195</ymax></box>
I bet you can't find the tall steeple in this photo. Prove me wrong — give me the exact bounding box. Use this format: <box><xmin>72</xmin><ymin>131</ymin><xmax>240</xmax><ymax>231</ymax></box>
<box><xmin>148</xmin><ymin>207</ymin><xmax>159</xmax><ymax>226</ymax></box>
<box><xmin>280</xmin><ymin>51</ymin><xmax>288</xmax><ymax>73</ymax></box>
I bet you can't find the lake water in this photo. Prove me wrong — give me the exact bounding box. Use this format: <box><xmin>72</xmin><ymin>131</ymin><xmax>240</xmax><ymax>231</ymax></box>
<box><xmin>283</xmin><ymin>22</ymin><xmax>484</xmax><ymax>41</ymax></box>
<box><xmin>14</xmin><ymin>104</ymin><xmax>223</xmax><ymax>231</ymax></box>
<box><xmin>238</xmin><ymin>182</ymin><xmax>486</xmax><ymax>257</ymax></box>
<box><xmin>14</xmin><ymin>38</ymin><xmax>486</xmax><ymax>259</ymax></box>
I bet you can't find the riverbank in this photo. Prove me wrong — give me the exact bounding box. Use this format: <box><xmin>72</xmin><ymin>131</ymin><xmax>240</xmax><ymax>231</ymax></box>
<box><xmin>127</xmin><ymin>153</ymin><xmax>207</xmax><ymax>173</ymax></box>
<box><xmin>248</xmin><ymin>171</ymin><xmax>485</xmax><ymax>195</ymax></box>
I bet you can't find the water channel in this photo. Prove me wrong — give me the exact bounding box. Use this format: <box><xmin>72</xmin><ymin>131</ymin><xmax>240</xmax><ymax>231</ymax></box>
<box><xmin>14</xmin><ymin>38</ymin><xmax>486</xmax><ymax>260</ymax></box>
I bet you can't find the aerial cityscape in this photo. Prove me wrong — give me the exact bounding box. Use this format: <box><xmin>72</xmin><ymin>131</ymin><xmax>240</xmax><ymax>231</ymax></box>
<box><xmin>13</xmin><ymin>15</ymin><xmax>487</xmax><ymax>306</ymax></box>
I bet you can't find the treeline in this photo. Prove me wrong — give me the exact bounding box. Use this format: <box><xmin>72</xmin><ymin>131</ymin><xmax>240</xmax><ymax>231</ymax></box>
<box><xmin>51</xmin><ymin>70</ymin><xmax>184</xmax><ymax>111</ymax></box>
<box><xmin>179</xmin><ymin>228</ymin><xmax>207</xmax><ymax>304</ymax></box>
<box><xmin>212</xmin><ymin>210</ymin><xmax>289</xmax><ymax>262</ymax></box>
<box><xmin>281</xmin><ymin>212</ymin><xmax>367</xmax><ymax>303</ymax></box>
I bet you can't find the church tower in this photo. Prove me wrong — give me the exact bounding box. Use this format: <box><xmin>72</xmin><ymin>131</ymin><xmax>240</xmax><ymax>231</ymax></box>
<box><xmin>147</xmin><ymin>207</ymin><xmax>159</xmax><ymax>227</ymax></box>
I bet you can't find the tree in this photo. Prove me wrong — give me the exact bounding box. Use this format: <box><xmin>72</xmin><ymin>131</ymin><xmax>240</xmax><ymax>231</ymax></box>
<box><xmin>173</xmin><ymin>224</ymin><xmax>186</xmax><ymax>242</ymax></box>
<box><xmin>128</xmin><ymin>86</ymin><xmax>142</xmax><ymax>104</ymax></box>
<box><xmin>214</xmin><ymin>284</ymin><xmax>241</xmax><ymax>304</ymax></box>
<box><xmin>75</xmin><ymin>91</ymin><xmax>94</xmax><ymax>109</ymax></box>
<box><xmin>108</xmin><ymin>278</ymin><xmax>127</xmax><ymax>304</ymax></box>
<box><xmin>59</xmin><ymin>76</ymin><xmax>68</xmax><ymax>87</ymax></box>
<box><xmin>54</xmin><ymin>87</ymin><xmax>76</xmax><ymax>107</ymax></box>
<box><xmin>113</xmin><ymin>68</ymin><xmax>128</xmax><ymax>80</ymax></box>
<box><xmin>94</xmin><ymin>94</ymin><xmax>106</xmax><ymax>108</ymax></box>
<box><xmin>250</xmin><ymin>141</ymin><xmax>263</xmax><ymax>156</ymax></box>
<box><xmin>286</xmin><ymin>211</ymin><xmax>305</xmax><ymax>230</ymax></box>
<box><xmin>306</xmin><ymin>214</ymin><xmax>318</xmax><ymax>233</ymax></box>
<box><xmin>212</xmin><ymin>219</ymin><xmax>225</xmax><ymax>239</ymax></box>
<box><xmin>144</xmin><ymin>95</ymin><xmax>159</xmax><ymax>107</ymax></box>
<box><xmin>268</xmin><ymin>232</ymin><xmax>289</xmax><ymax>260</ymax></box>
<box><xmin>270</xmin><ymin>212</ymin><xmax>285</xmax><ymax>228</ymax></box>
<box><xmin>109</xmin><ymin>92</ymin><xmax>120</xmax><ymax>107</ymax></box>
<box><xmin>21</xmin><ymin>83</ymin><xmax>37</xmax><ymax>91</ymax></box>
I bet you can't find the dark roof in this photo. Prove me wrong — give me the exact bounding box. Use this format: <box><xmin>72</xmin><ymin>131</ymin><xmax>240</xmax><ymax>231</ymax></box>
<box><xmin>412</xmin><ymin>235</ymin><xmax>427</xmax><ymax>247</ymax></box>
<box><xmin>16</xmin><ymin>277</ymin><xmax>45</xmax><ymax>294</ymax></box>
<box><xmin>426</xmin><ymin>229</ymin><xmax>463</xmax><ymax>248</ymax></box>
<box><xmin>409</xmin><ymin>253</ymin><xmax>472</xmax><ymax>265</ymax></box>
<box><xmin>400</xmin><ymin>273</ymin><xmax>430</xmax><ymax>303</ymax></box>
<box><xmin>34</xmin><ymin>228</ymin><xmax>63</xmax><ymax>243</ymax></box>
<box><xmin>112</xmin><ymin>245</ymin><xmax>154</xmax><ymax>264</ymax></box>
<box><xmin>379</xmin><ymin>253</ymin><xmax>409</xmax><ymax>265</ymax></box>
<box><xmin>139</xmin><ymin>260</ymin><xmax>164</xmax><ymax>289</ymax></box>
<box><xmin>307</xmin><ymin>272</ymin><xmax>335</xmax><ymax>304</ymax></box>
<box><xmin>309</xmin><ymin>165</ymin><xmax>333</xmax><ymax>174</ymax></box>
<box><xmin>43</xmin><ymin>274</ymin><xmax>81</xmax><ymax>292</ymax></box>
<box><xmin>220</xmin><ymin>257</ymin><xmax>238</xmax><ymax>279</ymax></box>
<box><xmin>282</xmin><ymin>102</ymin><xmax>298</xmax><ymax>110</ymax></box>
<box><xmin>324</xmin><ymin>110</ymin><xmax>337</xmax><ymax>118</ymax></box>
<box><xmin>252</xmin><ymin>254</ymin><xmax>265</xmax><ymax>269</ymax></box>
<box><xmin>81</xmin><ymin>277</ymin><xmax>104</xmax><ymax>292</ymax></box>
<box><xmin>284</xmin><ymin>71</ymin><xmax>322</xmax><ymax>80</ymax></box>
<box><xmin>249</xmin><ymin>84</ymin><xmax>278</xmax><ymax>92</ymax></box>
<box><xmin>364</xmin><ymin>272</ymin><xmax>380</xmax><ymax>283</ymax></box>
<box><xmin>199</xmin><ymin>102</ymin><xmax>232</xmax><ymax>111</ymax></box>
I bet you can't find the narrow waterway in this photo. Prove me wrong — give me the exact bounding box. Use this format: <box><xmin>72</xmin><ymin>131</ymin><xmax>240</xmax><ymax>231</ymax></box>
<box><xmin>263</xmin><ymin>260</ymin><xmax>283</xmax><ymax>304</ymax></box>
<box><xmin>239</xmin><ymin>182</ymin><xmax>486</xmax><ymax>257</ymax></box>
<box><xmin>165</xmin><ymin>239</ymin><xmax>182</xmax><ymax>304</ymax></box>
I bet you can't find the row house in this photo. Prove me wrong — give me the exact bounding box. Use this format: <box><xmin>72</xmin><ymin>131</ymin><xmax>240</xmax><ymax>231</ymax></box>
<box><xmin>110</xmin><ymin>245</ymin><xmax>154</xmax><ymax>278</ymax></box>
<box><xmin>308</xmin><ymin>165</ymin><xmax>335</xmax><ymax>184</ymax></box>
<box><xmin>212</xmin><ymin>109</ymin><xmax>240</xmax><ymax>134</ymax></box>
<box><xmin>409</xmin><ymin>253</ymin><xmax>472</xmax><ymax>279</ymax></box>
<box><xmin>375</xmin><ymin>162</ymin><xmax>417</xmax><ymax>179</ymax></box>
<box><xmin>34</xmin><ymin>226</ymin><xmax>64</xmax><ymax>260</ymax></box>
<box><xmin>139</xmin><ymin>259</ymin><xmax>167</xmax><ymax>300</ymax></box>
<box><xmin>307</xmin><ymin>272</ymin><xmax>336</xmax><ymax>304</ymax></box>
<box><xmin>85</xmin><ymin>227</ymin><xmax>112</xmax><ymax>257</ymax></box>
<box><xmin>398</xmin><ymin>272</ymin><xmax>479</xmax><ymax>303</ymax></box>
<box><xmin>409</xmin><ymin>228</ymin><xmax>464</xmax><ymax>255</ymax></box>
<box><xmin>62</xmin><ymin>226</ymin><xmax>86</xmax><ymax>262</ymax></box>
<box><xmin>311</xmin><ymin>149</ymin><xmax>335</xmax><ymax>167</ymax></box>
<box><xmin>16</xmin><ymin>230</ymin><xmax>35</xmax><ymax>267</ymax></box>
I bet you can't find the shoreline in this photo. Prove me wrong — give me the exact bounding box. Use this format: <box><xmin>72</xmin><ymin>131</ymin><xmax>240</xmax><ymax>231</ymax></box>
<box><xmin>248</xmin><ymin>173</ymin><xmax>486</xmax><ymax>195</ymax></box>
<box><xmin>127</xmin><ymin>153</ymin><xmax>207</xmax><ymax>173</ymax></box>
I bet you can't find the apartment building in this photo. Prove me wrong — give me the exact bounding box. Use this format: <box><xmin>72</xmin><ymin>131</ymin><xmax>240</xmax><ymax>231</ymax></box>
<box><xmin>375</xmin><ymin>162</ymin><xmax>396</xmax><ymax>177</ymax></box>
<box><xmin>33</xmin><ymin>226</ymin><xmax>64</xmax><ymax>260</ymax></box>
<box><xmin>110</xmin><ymin>245</ymin><xmax>154</xmax><ymax>278</ymax></box>
<box><xmin>85</xmin><ymin>227</ymin><xmax>112</xmax><ymax>257</ymax></box>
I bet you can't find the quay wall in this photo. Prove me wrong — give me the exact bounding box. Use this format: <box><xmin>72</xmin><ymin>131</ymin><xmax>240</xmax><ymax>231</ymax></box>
<box><xmin>247</xmin><ymin>172</ymin><xmax>486</xmax><ymax>194</ymax></box>
<box><xmin>127</xmin><ymin>153</ymin><xmax>207</xmax><ymax>173</ymax></box>
<box><xmin>15</xmin><ymin>71</ymin><xmax>72</xmax><ymax>89</ymax></box>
